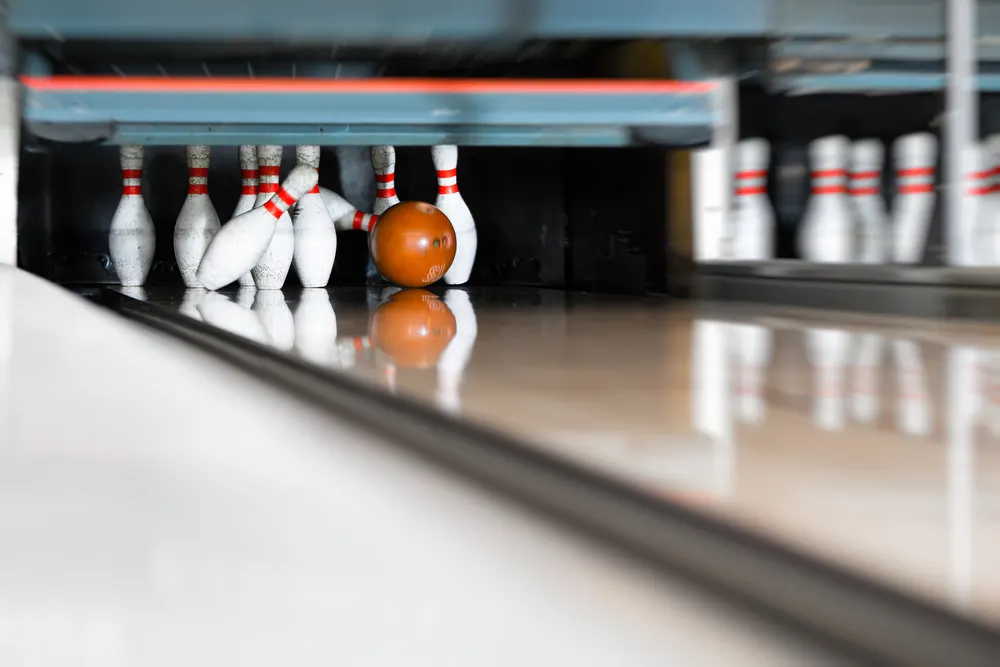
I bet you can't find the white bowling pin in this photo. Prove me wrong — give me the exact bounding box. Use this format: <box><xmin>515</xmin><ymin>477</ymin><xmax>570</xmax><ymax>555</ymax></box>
<box><xmin>173</xmin><ymin>145</ymin><xmax>221</xmax><ymax>288</ymax></box>
<box><xmin>729</xmin><ymin>322</ymin><xmax>771</xmax><ymax>424</ymax></box>
<box><xmin>292</xmin><ymin>146</ymin><xmax>337</xmax><ymax>288</ymax></box>
<box><xmin>294</xmin><ymin>288</ymin><xmax>338</xmax><ymax>365</ymax></box>
<box><xmin>196</xmin><ymin>165</ymin><xmax>318</xmax><ymax>291</ymax></box>
<box><xmin>371</xmin><ymin>146</ymin><xmax>401</xmax><ymax>215</ymax></box>
<box><xmin>119</xmin><ymin>285</ymin><xmax>147</xmax><ymax>301</ymax></box>
<box><xmin>432</xmin><ymin>145</ymin><xmax>477</xmax><ymax>285</ymax></box>
<box><xmin>893</xmin><ymin>339</ymin><xmax>932</xmax><ymax>436</ymax></box>
<box><xmin>806</xmin><ymin>328</ymin><xmax>850</xmax><ymax>431</ymax></box>
<box><xmin>892</xmin><ymin>133</ymin><xmax>938</xmax><ymax>264</ymax></box>
<box><xmin>731</xmin><ymin>139</ymin><xmax>774</xmax><ymax>260</ymax></box>
<box><xmin>850</xmin><ymin>140</ymin><xmax>890</xmax><ymax>264</ymax></box>
<box><xmin>966</xmin><ymin>143</ymin><xmax>996</xmax><ymax>266</ymax></box>
<box><xmin>109</xmin><ymin>145</ymin><xmax>156</xmax><ymax>286</ymax></box>
<box><xmin>318</xmin><ymin>186</ymin><xmax>380</xmax><ymax>232</ymax></box>
<box><xmin>231</xmin><ymin>145</ymin><xmax>258</xmax><ymax>287</ymax></box>
<box><xmin>986</xmin><ymin>135</ymin><xmax>1000</xmax><ymax>265</ymax></box>
<box><xmin>253</xmin><ymin>289</ymin><xmax>294</xmax><ymax>351</ymax></box>
<box><xmin>850</xmin><ymin>332</ymin><xmax>884</xmax><ymax>424</ymax></box>
<box><xmin>252</xmin><ymin>145</ymin><xmax>294</xmax><ymax>289</ymax></box>
<box><xmin>799</xmin><ymin>135</ymin><xmax>853</xmax><ymax>263</ymax></box>
<box><xmin>436</xmin><ymin>290</ymin><xmax>478</xmax><ymax>414</ymax></box>
<box><xmin>235</xmin><ymin>285</ymin><xmax>257</xmax><ymax>309</ymax></box>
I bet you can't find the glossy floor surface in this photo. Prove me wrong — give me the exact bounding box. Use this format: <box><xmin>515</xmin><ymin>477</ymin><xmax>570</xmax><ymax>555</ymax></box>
<box><xmin>0</xmin><ymin>268</ymin><xmax>840</xmax><ymax>665</ymax></box>
<box><xmin>151</xmin><ymin>284</ymin><xmax>1000</xmax><ymax>629</ymax></box>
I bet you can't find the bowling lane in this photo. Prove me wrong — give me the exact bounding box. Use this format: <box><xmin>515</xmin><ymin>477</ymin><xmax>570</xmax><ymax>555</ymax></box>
<box><xmin>155</xmin><ymin>285</ymin><xmax>1000</xmax><ymax>628</ymax></box>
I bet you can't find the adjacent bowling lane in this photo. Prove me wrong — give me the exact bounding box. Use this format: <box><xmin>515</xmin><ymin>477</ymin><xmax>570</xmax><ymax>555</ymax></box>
<box><xmin>157</xmin><ymin>286</ymin><xmax>1000</xmax><ymax>628</ymax></box>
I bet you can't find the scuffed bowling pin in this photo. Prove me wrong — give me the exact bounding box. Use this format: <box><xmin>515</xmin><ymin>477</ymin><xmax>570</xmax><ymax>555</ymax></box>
<box><xmin>432</xmin><ymin>145</ymin><xmax>477</xmax><ymax>285</ymax></box>
<box><xmin>892</xmin><ymin>133</ymin><xmax>938</xmax><ymax>264</ymax></box>
<box><xmin>292</xmin><ymin>146</ymin><xmax>337</xmax><ymax>288</ymax></box>
<box><xmin>174</xmin><ymin>145</ymin><xmax>221</xmax><ymax>288</ymax></box>
<box><xmin>109</xmin><ymin>145</ymin><xmax>156</xmax><ymax>286</ymax></box>
<box><xmin>372</xmin><ymin>146</ymin><xmax>401</xmax><ymax>215</ymax></box>
<box><xmin>252</xmin><ymin>145</ymin><xmax>294</xmax><ymax>289</ymax></box>
<box><xmin>196</xmin><ymin>165</ymin><xmax>318</xmax><ymax>290</ymax></box>
<box><xmin>850</xmin><ymin>140</ymin><xmax>890</xmax><ymax>264</ymax></box>
<box><xmin>799</xmin><ymin>136</ymin><xmax>853</xmax><ymax>263</ymax></box>
<box><xmin>232</xmin><ymin>145</ymin><xmax>258</xmax><ymax>287</ymax></box>
<box><xmin>731</xmin><ymin>139</ymin><xmax>774</xmax><ymax>260</ymax></box>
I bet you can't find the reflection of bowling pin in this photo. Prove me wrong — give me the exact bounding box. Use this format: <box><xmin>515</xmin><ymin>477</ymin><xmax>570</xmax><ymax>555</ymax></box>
<box><xmin>850</xmin><ymin>332</ymin><xmax>884</xmax><ymax>424</ymax></box>
<box><xmin>109</xmin><ymin>145</ymin><xmax>156</xmax><ymax>286</ymax></box>
<box><xmin>692</xmin><ymin>319</ymin><xmax>732</xmax><ymax>442</ymax></box>
<box><xmin>799</xmin><ymin>136</ymin><xmax>853</xmax><ymax>263</ymax></box>
<box><xmin>436</xmin><ymin>290</ymin><xmax>479</xmax><ymax>415</ymax></box>
<box><xmin>728</xmin><ymin>323</ymin><xmax>771</xmax><ymax>424</ymax></box>
<box><xmin>236</xmin><ymin>285</ymin><xmax>256</xmax><ymax>309</ymax></box>
<box><xmin>731</xmin><ymin>139</ymin><xmax>774</xmax><ymax>259</ymax></box>
<box><xmin>252</xmin><ymin>145</ymin><xmax>294</xmax><ymax>290</ymax></box>
<box><xmin>253</xmin><ymin>290</ymin><xmax>294</xmax><ymax>351</ymax></box>
<box><xmin>232</xmin><ymin>145</ymin><xmax>258</xmax><ymax>288</ymax></box>
<box><xmin>119</xmin><ymin>285</ymin><xmax>147</xmax><ymax>301</ymax></box>
<box><xmin>198</xmin><ymin>291</ymin><xmax>269</xmax><ymax>344</ymax></box>
<box><xmin>892</xmin><ymin>339</ymin><xmax>932</xmax><ymax>436</ymax></box>
<box><xmin>179</xmin><ymin>288</ymin><xmax>207</xmax><ymax>320</ymax></box>
<box><xmin>850</xmin><ymin>140</ymin><xmax>890</xmax><ymax>264</ymax></box>
<box><xmin>433</xmin><ymin>145</ymin><xmax>477</xmax><ymax>285</ymax></box>
<box><xmin>371</xmin><ymin>146</ymin><xmax>401</xmax><ymax>215</ymax></box>
<box><xmin>893</xmin><ymin>133</ymin><xmax>938</xmax><ymax>265</ymax></box>
<box><xmin>806</xmin><ymin>328</ymin><xmax>850</xmax><ymax>431</ymax></box>
<box><xmin>946</xmin><ymin>346</ymin><xmax>977</xmax><ymax>607</ymax></box>
<box><xmin>292</xmin><ymin>146</ymin><xmax>337</xmax><ymax>288</ymax></box>
<box><xmin>294</xmin><ymin>289</ymin><xmax>337</xmax><ymax>365</ymax></box>
<box><xmin>174</xmin><ymin>145</ymin><xmax>221</xmax><ymax>288</ymax></box>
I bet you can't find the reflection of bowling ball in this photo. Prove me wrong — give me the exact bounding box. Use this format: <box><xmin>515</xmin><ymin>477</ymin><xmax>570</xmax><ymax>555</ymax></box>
<box><xmin>370</xmin><ymin>289</ymin><xmax>457</xmax><ymax>369</ymax></box>
<box><xmin>369</xmin><ymin>201</ymin><xmax>456</xmax><ymax>288</ymax></box>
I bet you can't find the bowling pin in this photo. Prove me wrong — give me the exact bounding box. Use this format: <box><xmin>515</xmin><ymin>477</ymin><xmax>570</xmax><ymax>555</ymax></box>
<box><xmin>731</xmin><ymin>139</ymin><xmax>774</xmax><ymax>260</ymax></box>
<box><xmin>319</xmin><ymin>186</ymin><xmax>380</xmax><ymax>232</ymax></box>
<box><xmin>965</xmin><ymin>143</ymin><xmax>996</xmax><ymax>266</ymax></box>
<box><xmin>198</xmin><ymin>291</ymin><xmax>269</xmax><ymax>345</ymax></box>
<box><xmin>291</xmin><ymin>146</ymin><xmax>337</xmax><ymax>288</ymax></box>
<box><xmin>179</xmin><ymin>288</ymin><xmax>206</xmax><ymax>321</ymax></box>
<box><xmin>850</xmin><ymin>140</ymin><xmax>890</xmax><ymax>264</ymax></box>
<box><xmin>252</xmin><ymin>145</ymin><xmax>295</xmax><ymax>289</ymax></box>
<box><xmin>232</xmin><ymin>145</ymin><xmax>258</xmax><ymax>287</ymax></box>
<box><xmin>174</xmin><ymin>145</ymin><xmax>221</xmax><ymax>288</ymax></box>
<box><xmin>436</xmin><ymin>290</ymin><xmax>478</xmax><ymax>415</ymax></box>
<box><xmin>432</xmin><ymin>145</ymin><xmax>477</xmax><ymax>285</ymax></box>
<box><xmin>728</xmin><ymin>322</ymin><xmax>771</xmax><ymax>424</ymax></box>
<box><xmin>806</xmin><ymin>328</ymin><xmax>850</xmax><ymax>431</ymax></box>
<box><xmin>892</xmin><ymin>132</ymin><xmax>938</xmax><ymax>264</ymax></box>
<box><xmin>294</xmin><ymin>288</ymin><xmax>338</xmax><ymax>365</ymax></box>
<box><xmin>850</xmin><ymin>332</ymin><xmax>884</xmax><ymax>424</ymax></box>
<box><xmin>235</xmin><ymin>285</ymin><xmax>257</xmax><ymax>309</ymax></box>
<box><xmin>798</xmin><ymin>136</ymin><xmax>853</xmax><ymax>263</ymax></box>
<box><xmin>986</xmin><ymin>135</ymin><xmax>1000</xmax><ymax>264</ymax></box>
<box><xmin>253</xmin><ymin>289</ymin><xmax>294</xmax><ymax>351</ymax></box>
<box><xmin>109</xmin><ymin>145</ymin><xmax>156</xmax><ymax>286</ymax></box>
<box><xmin>196</xmin><ymin>165</ymin><xmax>318</xmax><ymax>291</ymax></box>
<box><xmin>893</xmin><ymin>338</ymin><xmax>932</xmax><ymax>436</ymax></box>
<box><xmin>371</xmin><ymin>146</ymin><xmax>401</xmax><ymax>215</ymax></box>
<box><xmin>119</xmin><ymin>286</ymin><xmax>147</xmax><ymax>301</ymax></box>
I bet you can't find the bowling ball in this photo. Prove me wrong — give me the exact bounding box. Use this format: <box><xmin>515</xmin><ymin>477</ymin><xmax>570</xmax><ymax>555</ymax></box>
<box><xmin>370</xmin><ymin>289</ymin><xmax>456</xmax><ymax>369</ymax></box>
<box><xmin>369</xmin><ymin>201</ymin><xmax>456</xmax><ymax>287</ymax></box>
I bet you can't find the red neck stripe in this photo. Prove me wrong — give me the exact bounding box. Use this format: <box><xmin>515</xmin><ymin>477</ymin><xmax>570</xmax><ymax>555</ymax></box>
<box><xmin>276</xmin><ymin>187</ymin><xmax>296</xmax><ymax>206</ymax></box>
<box><xmin>375</xmin><ymin>173</ymin><xmax>395</xmax><ymax>183</ymax></box>
<box><xmin>121</xmin><ymin>169</ymin><xmax>142</xmax><ymax>179</ymax></box>
<box><xmin>438</xmin><ymin>184</ymin><xmax>459</xmax><ymax>195</ymax></box>
<box><xmin>240</xmin><ymin>169</ymin><xmax>258</xmax><ymax>179</ymax></box>
<box><xmin>259</xmin><ymin>165</ymin><xmax>281</xmax><ymax>176</ymax></box>
<box><xmin>436</xmin><ymin>168</ymin><xmax>457</xmax><ymax>179</ymax></box>
<box><xmin>264</xmin><ymin>200</ymin><xmax>282</xmax><ymax>218</ymax></box>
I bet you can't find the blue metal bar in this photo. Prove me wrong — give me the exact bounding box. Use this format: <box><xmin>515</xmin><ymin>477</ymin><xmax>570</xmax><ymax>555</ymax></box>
<box><xmin>769</xmin><ymin>71</ymin><xmax>1000</xmax><ymax>93</ymax></box>
<box><xmin>21</xmin><ymin>77</ymin><xmax>716</xmax><ymax>146</ymax></box>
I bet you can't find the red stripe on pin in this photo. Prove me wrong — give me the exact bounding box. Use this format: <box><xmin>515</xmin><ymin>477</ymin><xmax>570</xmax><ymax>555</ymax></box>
<box><xmin>899</xmin><ymin>184</ymin><xmax>934</xmax><ymax>194</ymax></box>
<box><xmin>735</xmin><ymin>170</ymin><xmax>767</xmax><ymax>180</ymax></box>
<box><xmin>188</xmin><ymin>184</ymin><xmax>208</xmax><ymax>195</ymax></box>
<box><xmin>122</xmin><ymin>185</ymin><xmax>141</xmax><ymax>195</ymax></box>
<box><xmin>377</xmin><ymin>187</ymin><xmax>397</xmax><ymax>198</ymax></box>
<box><xmin>735</xmin><ymin>186</ymin><xmax>766</xmax><ymax>196</ymax></box>
<box><xmin>376</xmin><ymin>173</ymin><xmax>395</xmax><ymax>183</ymax></box>
<box><xmin>811</xmin><ymin>169</ymin><xmax>847</xmax><ymax>178</ymax></box>
<box><xmin>811</xmin><ymin>185</ymin><xmax>847</xmax><ymax>194</ymax></box>
<box><xmin>851</xmin><ymin>170</ymin><xmax>880</xmax><ymax>179</ymax></box>
<box><xmin>259</xmin><ymin>165</ymin><xmax>281</xmax><ymax>176</ymax></box>
<box><xmin>276</xmin><ymin>187</ymin><xmax>296</xmax><ymax>206</ymax></box>
<box><xmin>898</xmin><ymin>167</ymin><xmax>934</xmax><ymax>177</ymax></box>
<box><xmin>264</xmin><ymin>200</ymin><xmax>282</xmax><ymax>218</ymax></box>
<box><xmin>188</xmin><ymin>167</ymin><xmax>208</xmax><ymax>177</ymax></box>
<box><xmin>437</xmin><ymin>168</ymin><xmax>457</xmax><ymax>179</ymax></box>
<box><xmin>241</xmin><ymin>185</ymin><xmax>257</xmax><ymax>195</ymax></box>
<box><xmin>241</xmin><ymin>169</ymin><xmax>258</xmax><ymax>179</ymax></box>
<box><xmin>309</xmin><ymin>185</ymin><xmax>320</xmax><ymax>194</ymax></box>
<box><xmin>438</xmin><ymin>184</ymin><xmax>459</xmax><ymax>195</ymax></box>
<box><xmin>121</xmin><ymin>169</ymin><xmax>142</xmax><ymax>179</ymax></box>
<box><xmin>259</xmin><ymin>182</ymin><xmax>278</xmax><ymax>193</ymax></box>
<box><xmin>850</xmin><ymin>187</ymin><xmax>879</xmax><ymax>195</ymax></box>
<box><xmin>352</xmin><ymin>211</ymin><xmax>365</xmax><ymax>230</ymax></box>
<box><xmin>968</xmin><ymin>186</ymin><xmax>992</xmax><ymax>196</ymax></box>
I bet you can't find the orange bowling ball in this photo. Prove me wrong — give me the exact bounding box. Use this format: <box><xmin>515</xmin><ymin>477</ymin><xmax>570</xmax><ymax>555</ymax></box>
<box><xmin>370</xmin><ymin>289</ymin><xmax>457</xmax><ymax>369</ymax></box>
<box><xmin>369</xmin><ymin>201</ymin><xmax>456</xmax><ymax>287</ymax></box>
